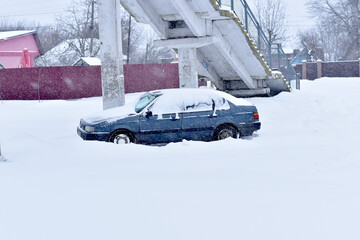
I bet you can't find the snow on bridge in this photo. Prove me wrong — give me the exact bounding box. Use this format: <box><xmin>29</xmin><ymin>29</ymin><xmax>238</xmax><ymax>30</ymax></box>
<box><xmin>120</xmin><ymin>0</ymin><xmax>291</xmax><ymax>97</ymax></box>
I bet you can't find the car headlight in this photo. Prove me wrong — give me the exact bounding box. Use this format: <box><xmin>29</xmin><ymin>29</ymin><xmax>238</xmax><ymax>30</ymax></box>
<box><xmin>85</xmin><ymin>126</ymin><xmax>95</xmax><ymax>132</ymax></box>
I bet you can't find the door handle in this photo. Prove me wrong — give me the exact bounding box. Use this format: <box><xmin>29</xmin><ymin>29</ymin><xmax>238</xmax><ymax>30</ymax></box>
<box><xmin>171</xmin><ymin>117</ymin><xmax>180</xmax><ymax>121</ymax></box>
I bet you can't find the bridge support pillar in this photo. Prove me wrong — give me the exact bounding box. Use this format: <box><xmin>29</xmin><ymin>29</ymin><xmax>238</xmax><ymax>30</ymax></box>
<box><xmin>178</xmin><ymin>48</ymin><xmax>198</xmax><ymax>88</ymax></box>
<box><xmin>98</xmin><ymin>0</ymin><xmax>125</xmax><ymax>110</ymax></box>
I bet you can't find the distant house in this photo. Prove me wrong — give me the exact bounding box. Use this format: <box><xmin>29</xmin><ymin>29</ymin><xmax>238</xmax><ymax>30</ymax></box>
<box><xmin>72</xmin><ymin>56</ymin><xmax>128</xmax><ymax>67</ymax></box>
<box><xmin>36</xmin><ymin>39</ymin><xmax>101</xmax><ymax>67</ymax></box>
<box><xmin>291</xmin><ymin>49</ymin><xmax>308</xmax><ymax>65</ymax></box>
<box><xmin>73</xmin><ymin>57</ymin><xmax>101</xmax><ymax>66</ymax></box>
<box><xmin>291</xmin><ymin>48</ymin><xmax>324</xmax><ymax>65</ymax></box>
<box><xmin>0</xmin><ymin>30</ymin><xmax>43</xmax><ymax>68</ymax></box>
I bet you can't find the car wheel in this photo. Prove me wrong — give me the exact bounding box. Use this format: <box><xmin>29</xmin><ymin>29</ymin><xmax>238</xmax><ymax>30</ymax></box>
<box><xmin>109</xmin><ymin>130</ymin><xmax>134</xmax><ymax>144</ymax></box>
<box><xmin>214</xmin><ymin>125</ymin><xmax>238</xmax><ymax>141</ymax></box>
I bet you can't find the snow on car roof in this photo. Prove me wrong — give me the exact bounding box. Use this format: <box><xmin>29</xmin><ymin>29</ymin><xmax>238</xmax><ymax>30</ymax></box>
<box><xmin>147</xmin><ymin>88</ymin><xmax>253</xmax><ymax>114</ymax></box>
<box><xmin>149</xmin><ymin>88</ymin><xmax>253</xmax><ymax>106</ymax></box>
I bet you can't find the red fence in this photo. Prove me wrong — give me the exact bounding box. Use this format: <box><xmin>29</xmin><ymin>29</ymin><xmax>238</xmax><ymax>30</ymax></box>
<box><xmin>124</xmin><ymin>64</ymin><xmax>179</xmax><ymax>93</ymax></box>
<box><xmin>294</xmin><ymin>60</ymin><xmax>360</xmax><ymax>80</ymax></box>
<box><xmin>0</xmin><ymin>64</ymin><xmax>182</xmax><ymax>100</ymax></box>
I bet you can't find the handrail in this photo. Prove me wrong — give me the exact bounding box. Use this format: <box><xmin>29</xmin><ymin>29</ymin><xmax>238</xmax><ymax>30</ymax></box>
<box><xmin>216</xmin><ymin>0</ymin><xmax>299</xmax><ymax>89</ymax></box>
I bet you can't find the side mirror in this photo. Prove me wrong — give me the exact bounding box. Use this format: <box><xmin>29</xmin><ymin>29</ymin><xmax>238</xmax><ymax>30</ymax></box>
<box><xmin>145</xmin><ymin>111</ymin><xmax>153</xmax><ymax>118</ymax></box>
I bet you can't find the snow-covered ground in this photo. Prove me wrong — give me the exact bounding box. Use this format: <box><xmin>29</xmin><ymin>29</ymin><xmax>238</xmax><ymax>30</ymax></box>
<box><xmin>0</xmin><ymin>77</ymin><xmax>359</xmax><ymax>240</ymax></box>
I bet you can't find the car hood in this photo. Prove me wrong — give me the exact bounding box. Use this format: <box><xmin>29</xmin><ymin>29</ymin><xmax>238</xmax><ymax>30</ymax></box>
<box><xmin>82</xmin><ymin>105</ymin><xmax>137</xmax><ymax>124</ymax></box>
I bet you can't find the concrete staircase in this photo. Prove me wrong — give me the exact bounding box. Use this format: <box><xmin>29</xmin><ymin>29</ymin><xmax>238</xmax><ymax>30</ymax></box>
<box><xmin>120</xmin><ymin>0</ymin><xmax>294</xmax><ymax>97</ymax></box>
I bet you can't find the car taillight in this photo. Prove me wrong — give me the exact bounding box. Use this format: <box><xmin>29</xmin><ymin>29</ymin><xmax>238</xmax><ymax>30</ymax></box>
<box><xmin>254</xmin><ymin>112</ymin><xmax>259</xmax><ymax>120</ymax></box>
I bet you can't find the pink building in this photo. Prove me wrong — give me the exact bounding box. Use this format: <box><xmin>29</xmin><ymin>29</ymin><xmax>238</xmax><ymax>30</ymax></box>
<box><xmin>0</xmin><ymin>30</ymin><xmax>43</xmax><ymax>68</ymax></box>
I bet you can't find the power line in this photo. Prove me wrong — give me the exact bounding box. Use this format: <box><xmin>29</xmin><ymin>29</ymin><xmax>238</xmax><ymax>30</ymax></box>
<box><xmin>0</xmin><ymin>0</ymin><xmax>68</xmax><ymax>8</ymax></box>
<box><xmin>0</xmin><ymin>11</ymin><xmax>63</xmax><ymax>18</ymax></box>
<box><xmin>0</xmin><ymin>1</ymin><xmax>69</xmax><ymax>18</ymax></box>
<box><xmin>0</xmin><ymin>4</ymin><xmax>68</xmax><ymax>13</ymax></box>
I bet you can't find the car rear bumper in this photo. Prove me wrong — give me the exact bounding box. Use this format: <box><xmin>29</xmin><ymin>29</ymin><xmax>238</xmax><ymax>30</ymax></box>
<box><xmin>239</xmin><ymin>122</ymin><xmax>261</xmax><ymax>136</ymax></box>
<box><xmin>77</xmin><ymin>127</ymin><xmax>110</xmax><ymax>142</ymax></box>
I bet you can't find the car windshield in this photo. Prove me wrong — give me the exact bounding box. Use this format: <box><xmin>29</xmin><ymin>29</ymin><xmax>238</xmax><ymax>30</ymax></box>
<box><xmin>135</xmin><ymin>93</ymin><xmax>157</xmax><ymax>113</ymax></box>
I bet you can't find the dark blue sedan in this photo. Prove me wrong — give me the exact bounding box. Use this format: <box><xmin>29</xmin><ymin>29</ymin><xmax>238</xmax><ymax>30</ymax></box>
<box><xmin>77</xmin><ymin>89</ymin><xmax>261</xmax><ymax>144</ymax></box>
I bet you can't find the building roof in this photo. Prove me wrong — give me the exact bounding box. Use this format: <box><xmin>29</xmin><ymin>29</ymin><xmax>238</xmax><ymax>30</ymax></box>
<box><xmin>0</xmin><ymin>30</ymin><xmax>36</xmax><ymax>41</ymax></box>
<box><xmin>282</xmin><ymin>48</ymin><xmax>294</xmax><ymax>55</ymax></box>
<box><xmin>72</xmin><ymin>56</ymin><xmax>129</xmax><ymax>66</ymax></box>
<box><xmin>291</xmin><ymin>48</ymin><xmax>308</xmax><ymax>65</ymax></box>
<box><xmin>0</xmin><ymin>30</ymin><xmax>44</xmax><ymax>55</ymax></box>
<box><xmin>73</xmin><ymin>57</ymin><xmax>101</xmax><ymax>66</ymax></box>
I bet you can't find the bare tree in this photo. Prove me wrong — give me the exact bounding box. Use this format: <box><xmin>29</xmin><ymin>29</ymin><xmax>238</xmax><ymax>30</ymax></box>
<box><xmin>31</xmin><ymin>0</ymin><xmax>99</xmax><ymax>66</ymax></box>
<box><xmin>5</xmin><ymin>0</ymin><xmax>176</xmax><ymax>66</ymax></box>
<box><xmin>35</xmin><ymin>25</ymin><xmax>65</xmax><ymax>53</ymax></box>
<box><xmin>317</xmin><ymin>22</ymin><xmax>345</xmax><ymax>61</ymax></box>
<box><xmin>299</xmin><ymin>30</ymin><xmax>321</xmax><ymax>51</ymax></box>
<box><xmin>120</xmin><ymin>11</ymin><xmax>146</xmax><ymax>64</ymax></box>
<box><xmin>35</xmin><ymin>0</ymin><xmax>148</xmax><ymax>66</ymax></box>
<box><xmin>254</xmin><ymin>0</ymin><xmax>288</xmax><ymax>43</ymax></box>
<box><xmin>138</xmin><ymin>32</ymin><xmax>175</xmax><ymax>64</ymax></box>
<box><xmin>306</xmin><ymin>0</ymin><xmax>360</xmax><ymax>60</ymax></box>
<box><xmin>55</xmin><ymin>0</ymin><xmax>99</xmax><ymax>58</ymax></box>
<box><xmin>0</xmin><ymin>20</ymin><xmax>27</xmax><ymax>31</ymax></box>
<box><xmin>297</xmin><ymin>29</ymin><xmax>326</xmax><ymax>61</ymax></box>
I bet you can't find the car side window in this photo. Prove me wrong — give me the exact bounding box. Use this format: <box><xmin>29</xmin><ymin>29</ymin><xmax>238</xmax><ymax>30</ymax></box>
<box><xmin>148</xmin><ymin>96</ymin><xmax>181</xmax><ymax>115</ymax></box>
<box><xmin>182</xmin><ymin>97</ymin><xmax>228</xmax><ymax>112</ymax></box>
<box><xmin>135</xmin><ymin>94</ymin><xmax>157</xmax><ymax>113</ymax></box>
<box><xmin>145</xmin><ymin>93</ymin><xmax>230</xmax><ymax>115</ymax></box>
<box><xmin>183</xmin><ymin>102</ymin><xmax>211</xmax><ymax>112</ymax></box>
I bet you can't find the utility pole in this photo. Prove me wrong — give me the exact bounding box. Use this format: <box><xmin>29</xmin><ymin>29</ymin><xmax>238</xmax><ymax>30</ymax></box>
<box><xmin>89</xmin><ymin>0</ymin><xmax>95</xmax><ymax>57</ymax></box>
<box><xmin>0</xmin><ymin>140</ymin><xmax>5</xmax><ymax>162</ymax></box>
<box><xmin>127</xmin><ymin>14</ymin><xmax>131</xmax><ymax>64</ymax></box>
<box><xmin>98</xmin><ymin>0</ymin><xmax>125</xmax><ymax>110</ymax></box>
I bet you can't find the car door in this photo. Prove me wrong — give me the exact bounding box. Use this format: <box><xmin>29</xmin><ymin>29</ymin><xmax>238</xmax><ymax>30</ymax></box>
<box><xmin>181</xmin><ymin>97</ymin><xmax>228</xmax><ymax>141</ymax></box>
<box><xmin>181</xmin><ymin>110</ymin><xmax>216</xmax><ymax>141</ymax></box>
<box><xmin>139</xmin><ymin>102</ymin><xmax>182</xmax><ymax>144</ymax></box>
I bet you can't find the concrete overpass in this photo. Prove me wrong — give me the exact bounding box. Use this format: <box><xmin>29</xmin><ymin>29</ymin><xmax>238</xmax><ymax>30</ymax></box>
<box><xmin>120</xmin><ymin>0</ymin><xmax>292</xmax><ymax>97</ymax></box>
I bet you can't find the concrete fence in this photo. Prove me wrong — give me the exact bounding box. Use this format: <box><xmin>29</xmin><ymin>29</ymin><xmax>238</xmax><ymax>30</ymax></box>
<box><xmin>294</xmin><ymin>59</ymin><xmax>360</xmax><ymax>80</ymax></box>
<box><xmin>0</xmin><ymin>64</ymin><xmax>186</xmax><ymax>100</ymax></box>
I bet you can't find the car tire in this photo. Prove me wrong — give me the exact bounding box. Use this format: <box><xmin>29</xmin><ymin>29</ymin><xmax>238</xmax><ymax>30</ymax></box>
<box><xmin>109</xmin><ymin>130</ymin><xmax>135</xmax><ymax>144</ymax></box>
<box><xmin>213</xmin><ymin>125</ymin><xmax>238</xmax><ymax>141</ymax></box>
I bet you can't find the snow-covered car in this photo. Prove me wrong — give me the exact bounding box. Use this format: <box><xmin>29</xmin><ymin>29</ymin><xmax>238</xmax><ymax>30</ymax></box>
<box><xmin>77</xmin><ymin>88</ymin><xmax>261</xmax><ymax>144</ymax></box>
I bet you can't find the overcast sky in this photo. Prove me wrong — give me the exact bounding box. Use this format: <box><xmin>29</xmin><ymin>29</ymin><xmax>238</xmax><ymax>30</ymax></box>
<box><xmin>0</xmin><ymin>0</ymin><xmax>72</xmax><ymax>24</ymax></box>
<box><xmin>0</xmin><ymin>0</ymin><xmax>315</xmax><ymax>48</ymax></box>
<box><xmin>280</xmin><ymin>0</ymin><xmax>316</xmax><ymax>48</ymax></box>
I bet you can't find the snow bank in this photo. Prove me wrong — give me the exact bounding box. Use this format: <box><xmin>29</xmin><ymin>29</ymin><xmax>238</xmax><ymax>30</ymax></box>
<box><xmin>0</xmin><ymin>78</ymin><xmax>359</xmax><ymax>240</ymax></box>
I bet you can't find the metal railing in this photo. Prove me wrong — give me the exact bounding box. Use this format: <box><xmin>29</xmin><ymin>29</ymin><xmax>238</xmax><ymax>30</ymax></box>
<box><xmin>216</xmin><ymin>0</ymin><xmax>300</xmax><ymax>89</ymax></box>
